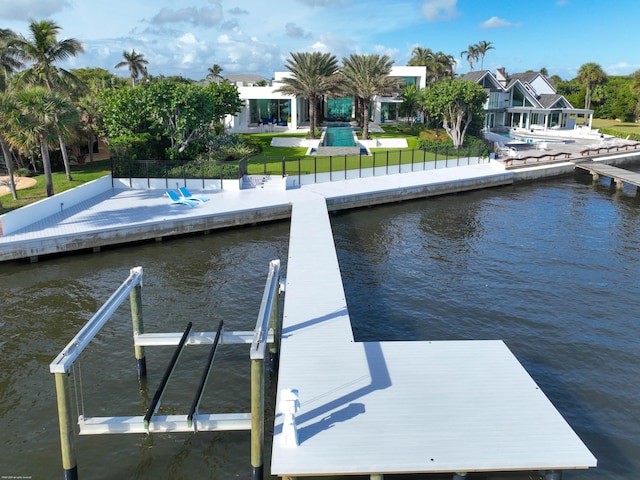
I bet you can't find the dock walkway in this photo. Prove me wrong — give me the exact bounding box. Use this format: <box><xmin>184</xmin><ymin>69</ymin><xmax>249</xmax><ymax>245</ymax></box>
<box><xmin>573</xmin><ymin>160</ymin><xmax>640</xmax><ymax>189</ymax></box>
<box><xmin>272</xmin><ymin>189</ymin><xmax>596</xmax><ymax>478</ymax></box>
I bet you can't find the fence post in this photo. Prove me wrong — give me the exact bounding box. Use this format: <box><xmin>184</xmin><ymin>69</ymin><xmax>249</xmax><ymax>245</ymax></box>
<box><xmin>314</xmin><ymin>157</ymin><xmax>317</xmax><ymax>184</ymax></box>
<box><xmin>330</xmin><ymin>156</ymin><xmax>333</xmax><ymax>182</ymax></box>
<box><xmin>344</xmin><ymin>155</ymin><xmax>347</xmax><ymax>180</ymax></box>
<box><xmin>386</xmin><ymin>151</ymin><xmax>389</xmax><ymax>175</ymax></box>
<box><xmin>359</xmin><ymin>151</ymin><xmax>362</xmax><ymax>178</ymax></box>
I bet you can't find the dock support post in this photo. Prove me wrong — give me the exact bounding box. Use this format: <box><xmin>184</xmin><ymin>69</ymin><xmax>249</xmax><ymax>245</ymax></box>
<box><xmin>130</xmin><ymin>277</ymin><xmax>147</xmax><ymax>380</ymax></box>
<box><xmin>251</xmin><ymin>358</ymin><xmax>265</xmax><ymax>480</ymax></box>
<box><xmin>544</xmin><ymin>471</ymin><xmax>562</xmax><ymax>480</ymax></box>
<box><xmin>453</xmin><ymin>473</ymin><xmax>467</xmax><ymax>480</ymax></box>
<box><xmin>370</xmin><ymin>474</ymin><xmax>384</xmax><ymax>480</ymax></box>
<box><xmin>54</xmin><ymin>372</ymin><xmax>78</xmax><ymax>480</ymax></box>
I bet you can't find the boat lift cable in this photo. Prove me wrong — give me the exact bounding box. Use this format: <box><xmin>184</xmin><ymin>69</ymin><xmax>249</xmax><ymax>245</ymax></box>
<box><xmin>187</xmin><ymin>320</ymin><xmax>224</xmax><ymax>430</ymax></box>
<box><xmin>143</xmin><ymin>322</ymin><xmax>193</xmax><ymax>430</ymax></box>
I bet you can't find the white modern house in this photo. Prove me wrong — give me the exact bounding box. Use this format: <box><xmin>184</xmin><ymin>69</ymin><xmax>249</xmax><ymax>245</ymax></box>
<box><xmin>459</xmin><ymin>68</ymin><xmax>594</xmax><ymax>134</ymax></box>
<box><xmin>225</xmin><ymin>66</ymin><xmax>428</xmax><ymax>133</ymax></box>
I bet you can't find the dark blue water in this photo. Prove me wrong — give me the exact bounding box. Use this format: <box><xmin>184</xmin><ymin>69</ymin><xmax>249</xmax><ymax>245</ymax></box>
<box><xmin>0</xmin><ymin>171</ymin><xmax>638</xmax><ymax>479</ymax></box>
<box><xmin>332</xmin><ymin>174</ymin><xmax>640</xmax><ymax>480</ymax></box>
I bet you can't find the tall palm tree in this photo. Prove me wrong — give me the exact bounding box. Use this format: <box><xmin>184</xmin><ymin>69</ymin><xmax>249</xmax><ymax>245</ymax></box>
<box><xmin>275</xmin><ymin>51</ymin><xmax>340</xmax><ymax>139</ymax></box>
<box><xmin>577</xmin><ymin>62</ymin><xmax>607</xmax><ymax>110</ymax></box>
<box><xmin>460</xmin><ymin>44</ymin><xmax>479</xmax><ymax>71</ymax></box>
<box><xmin>340</xmin><ymin>54</ymin><xmax>400</xmax><ymax>140</ymax></box>
<box><xmin>475</xmin><ymin>40</ymin><xmax>494</xmax><ymax>70</ymax></box>
<box><xmin>115</xmin><ymin>49</ymin><xmax>149</xmax><ymax>87</ymax></box>
<box><xmin>0</xmin><ymin>28</ymin><xmax>23</xmax><ymax>201</ymax></box>
<box><xmin>408</xmin><ymin>46</ymin><xmax>434</xmax><ymax>67</ymax></box>
<box><xmin>206</xmin><ymin>63</ymin><xmax>223</xmax><ymax>81</ymax></box>
<box><xmin>408</xmin><ymin>46</ymin><xmax>454</xmax><ymax>86</ymax></box>
<box><xmin>6</xmin><ymin>86</ymin><xmax>71</xmax><ymax>197</ymax></box>
<box><xmin>14</xmin><ymin>20</ymin><xmax>84</xmax><ymax>182</ymax></box>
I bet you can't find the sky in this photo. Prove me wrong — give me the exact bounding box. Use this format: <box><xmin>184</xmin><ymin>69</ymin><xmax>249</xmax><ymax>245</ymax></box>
<box><xmin>2</xmin><ymin>0</ymin><xmax>640</xmax><ymax>82</ymax></box>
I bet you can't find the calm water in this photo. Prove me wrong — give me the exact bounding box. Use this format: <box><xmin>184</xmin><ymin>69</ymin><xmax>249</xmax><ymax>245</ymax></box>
<box><xmin>0</xmin><ymin>170</ymin><xmax>638</xmax><ymax>479</ymax></box>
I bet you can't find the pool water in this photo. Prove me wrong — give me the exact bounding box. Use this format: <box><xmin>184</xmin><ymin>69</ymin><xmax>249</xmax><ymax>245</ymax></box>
<box><xmin>325</xmin><ymin>126</ymin><xmax>356</xmax><ymax>147</ymax></box>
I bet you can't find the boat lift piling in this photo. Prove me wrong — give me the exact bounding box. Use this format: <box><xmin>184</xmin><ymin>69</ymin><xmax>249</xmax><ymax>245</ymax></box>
<box><xmin>49</xmin><ymin>261</ymin><xmax>283</xmax><ymax>479</ymax></box>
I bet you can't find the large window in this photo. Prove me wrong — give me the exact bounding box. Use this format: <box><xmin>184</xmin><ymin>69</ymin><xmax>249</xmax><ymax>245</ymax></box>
<box><xmin>381</xmin><ymin>102</ymin><xmax>398</xmax><ymax>121</ymax></box>
<box><xmin>249</xmin><ymin>99</ymin><xmax>291</xmax><ymax>124</ymax></box>
<box><xmin>327</xmin><ymin>97</ymin><xmax>352</xmax><ymax>121</ymax></box>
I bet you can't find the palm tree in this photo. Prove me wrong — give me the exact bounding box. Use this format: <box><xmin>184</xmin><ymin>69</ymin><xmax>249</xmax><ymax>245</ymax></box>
<box><xmin>115</xmin><ymin>49</ymin><xmax>149</xmax><ymax>87</ymax></box>
<box><xmin>475</xmin><ymin>40</ymin><xmax>494</xmax><ymax>70</ymax></box>
<box><xmin>6</xmin><ymin>87</ymin><xmax>71</xmax><ymax>197</ymax></box>
<box><xmin>0</xmin><ymin>28</ymin><xmax>23</xmax><ymax>201</ymax></box>
<box><xmin>408</xmin><ymin>46</ymin><xmax>434</xmax><ymax>67</ymax></box>
<box><xmin>206</xmin><ymin>63</ymin><xmax>223</xmax><ymax>81</ymax></box>
<box><xmin>275</xmin><ymin>51</ymin><xmax>340</xmax><ymax>139</ymax></box>
<box><xmin>408</xmin><ymin>47</ymin><xmax>454</xmax><ymax>86</ymax></box>
<box><xmin>577</xmin><ymin>62</ymin><xmax>607</xmax><ymax>110</ymax></box>
<box><xmin>340</xmin><ymin>54</ymin><xmax>400</xmax><ymax>140</ymax></box>
<box><xmin>460</xmin><ymin>44</ymin><xmax>479</xmax><ymax>71</ymax></box>
<box><xmin>14</xmin><ymin>20</ymin><xmax>84</xmax><ymax>182</ymax></box>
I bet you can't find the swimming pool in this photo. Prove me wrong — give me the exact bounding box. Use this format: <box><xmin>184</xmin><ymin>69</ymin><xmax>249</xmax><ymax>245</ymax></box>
<box><xmin>500</xmin><ymin>132</ymin><xmax>569</xmax><ymax>144</ymax></box>
<box><xmin>324</xmin><ymin>125</ymin><xmax>356</xmax><ymax>147</ymax></box>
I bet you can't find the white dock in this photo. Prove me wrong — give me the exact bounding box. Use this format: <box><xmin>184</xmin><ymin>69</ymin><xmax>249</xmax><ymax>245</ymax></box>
<box><xmin>272</xmin><ymin>191</ymin><xmax>596</xmax><ymax>477</ymax></box>
<box><xmin>1</xmin><ymin>162</ymin><xmax>596</xmax><ymax>477</ymax></box>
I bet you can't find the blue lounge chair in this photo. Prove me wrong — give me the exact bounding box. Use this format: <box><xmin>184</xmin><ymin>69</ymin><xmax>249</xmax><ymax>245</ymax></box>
<box><xmin>178</xmin><ymin>186</ymin><xmax>209</xmax><ymax>203</ymax></box>
<box><xmin>167</xmin><ymin>189</ymin><xmax>198</xmax><ymax>207</ymax></box>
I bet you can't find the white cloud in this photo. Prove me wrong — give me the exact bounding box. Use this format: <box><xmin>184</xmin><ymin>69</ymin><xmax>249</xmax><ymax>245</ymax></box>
<box><xmin>151</xmin><ymin>6</ymin><xmax>223</xmax><ymax>27</ymax></box>
<box><xmin>606</xmin><ymin>62</ymin><xmax>639</xmax><ymax>76</ymax></box>
<box><xmin>0</xmin><ymin>0</ymin><xmax>72</xmax><ymax>21</ymax></box>
<box><xmin>480</xmin><ymin>16</ymin><xmax>519</xmax><ymax>29</ymax></box>
<box><xmin>421</xmin><ymin>0</ymin><xmax>458</xmax><ymax>21</ymax></box>
<box><xmin>285</xmin><ymin>22</ymin><xmax>311</xmax><ymax>39</ymax></box>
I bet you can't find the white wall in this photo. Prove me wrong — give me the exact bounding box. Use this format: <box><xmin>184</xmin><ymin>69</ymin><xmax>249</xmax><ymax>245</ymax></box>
<box><xmin>0</xmin><ymin>175</ymin><xmax>113</xmax><ymax>236</ymax></box>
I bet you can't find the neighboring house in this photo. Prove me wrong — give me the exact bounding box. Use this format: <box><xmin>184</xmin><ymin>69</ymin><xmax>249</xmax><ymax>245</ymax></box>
<box><xmin>459</xmin><ymin>68</ymin><xmax>594</xmax><ymax>133</ymax></box>
<box><xmin>225</xmin><ymin>66</ymin><xmax>428</xmax><ymax>133</ymax></box>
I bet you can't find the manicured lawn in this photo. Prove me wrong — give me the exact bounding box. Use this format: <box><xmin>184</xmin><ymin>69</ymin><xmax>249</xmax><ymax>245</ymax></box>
<box><xmin>0</xmin><ymin>159</ymin><xmax>111</xmax><ymax>213</ymax></box>
<box><xmin>592</xmin><ymin>118</ymin><xmax>640</xmax><ymax>137</ymax></box>
<box><xmin>1</xmin><ymin>126</ymin><xmax>442</xmax><ymax>212</ymax></box>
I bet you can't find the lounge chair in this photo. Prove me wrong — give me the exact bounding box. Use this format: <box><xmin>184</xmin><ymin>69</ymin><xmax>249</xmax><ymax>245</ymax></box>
<box><xmin>167</xmin><ymin>189</ymin><xmax>198</xmax><ymax>207</ymax></box>
<box><xmin>178</xmin><ymin>186</ymin><xmax>209</xmax><ymax>203</ymax></box>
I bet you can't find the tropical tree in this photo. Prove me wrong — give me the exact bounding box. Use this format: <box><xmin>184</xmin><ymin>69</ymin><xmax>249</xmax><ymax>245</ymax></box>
<box><xmin>475</xmin><ymin>40</ymin><xmax>494</xmax><ymax>70</ymax></box>
<box><xmin>577</xmin><ymin>62</ymin><xmax>607</xmax><ymax>110</ymax></box>
<box><xmin>408</xmin><ymin>46</ymin><xmax>454</xmax><ymax>86</ymax></box>
<box><xmin>399</xmin><ymin>83</ymin><xmax>422</xmax><ymax>126</ymax></box>
<box><xmin>206</xmin><ymin>63</ymin><xmax>223</xmax><ymax>81</ymax></box>
<box><xmin>340</xmin><ymin>54</ymin><xmax>400</xmax><ymax>139</ymax></box>
<box><xmin>0</xmin><ymin>28</ymin><xmax>23</xmax><ymax>201</ymax></box>
<box><xmin>275</xmin><ymin>51</ymin><xmax>340</xmax><ymax>139</ymax></box>
<box><xmin>422</xmin><ymin>79</ymin><xmax>487</xmax><ymax>148</ymax></box>
<box><xmin>6</xmin><ymin>87</ymin><xmax>72</xmax><ymax>196</ymax></box>
<box><xmin>408</xmin><ymin>46</ymin><xmax>434</xmax><ymax>67</ymax></box>
<box><xmin>115</xmin><ymin>49</ymin><xmax>149</xmax><ymax>87</ymax></box>
<box><xmin>14</xmin><ymin>20</ymin><xmax>84</xmax><ymax>182</ymax></box>
<box><xmin>460</xmin><ymin>44</ymin><xmax>479</xmax><ymax>71</ymax></box>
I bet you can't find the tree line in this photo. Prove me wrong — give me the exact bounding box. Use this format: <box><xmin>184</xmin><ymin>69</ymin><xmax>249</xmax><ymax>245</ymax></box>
<box><xmin>2</xmin><ymin>20</ymin><xmax>639</xmax><ymax>206</ymax></box>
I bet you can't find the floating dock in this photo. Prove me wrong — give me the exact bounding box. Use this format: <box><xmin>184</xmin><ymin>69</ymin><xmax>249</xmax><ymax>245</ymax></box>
<box><xmin>574</xmin><ymin>159</ymin><xmax>640</xmax><ymax>190</ymax></box>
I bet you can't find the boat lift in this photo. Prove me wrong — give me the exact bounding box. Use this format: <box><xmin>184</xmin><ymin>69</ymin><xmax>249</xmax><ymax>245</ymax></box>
<box><xmin>49</xmin><ymin>261</ymin><xmax>283</xmax><ymax>480</ymax></box>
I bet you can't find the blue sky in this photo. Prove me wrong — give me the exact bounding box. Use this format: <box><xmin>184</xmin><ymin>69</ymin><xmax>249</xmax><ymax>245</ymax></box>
<box><xmin>2</xmin><ymin>0</ymin><xmax>639</xmax><ymax>81</ymax></box>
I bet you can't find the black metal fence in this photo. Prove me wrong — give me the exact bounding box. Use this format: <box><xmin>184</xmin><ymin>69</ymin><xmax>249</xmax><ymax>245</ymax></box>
<box><xmin>110</xmin><ymin>157</ymin><xmax>244</xmax><ymax>184</ymax></box>
<box><xmin>249</xmin><ymin>144</ymin><xmax>490</xmax><ymax>186</ymax></box>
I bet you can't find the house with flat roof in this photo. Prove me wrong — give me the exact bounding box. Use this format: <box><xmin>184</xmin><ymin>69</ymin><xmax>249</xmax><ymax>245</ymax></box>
<box><xmin>225</xmin><ymin>66</ymin><xmax>428</xmax><ymax>133</ymax></box>
<box><xmin>459</xmin><ymin>68</ymin><xmax>594</xmax><ymax>134</ymax></box>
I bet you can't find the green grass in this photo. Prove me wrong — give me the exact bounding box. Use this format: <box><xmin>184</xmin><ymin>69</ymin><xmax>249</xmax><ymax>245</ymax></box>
<box><xmin>592</xmin><ymin>118</ymin><xmax>640</xmax><ymax>137</ymax></box>
<box><xmin>0</xmin><ymin>159</ymin><xmax>111</xmax><ymax>214</ymax></box>
<box><xmin>0</xmin><ymin>126</ymin><xmax>432</xmax><ymax>212</ymax></box>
